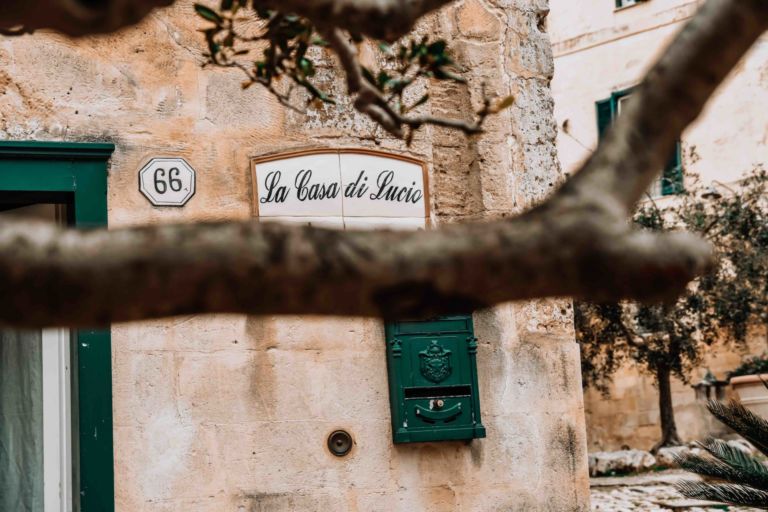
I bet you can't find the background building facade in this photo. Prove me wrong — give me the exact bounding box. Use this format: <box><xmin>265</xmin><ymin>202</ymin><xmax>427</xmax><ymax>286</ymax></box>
<box><xmin>549</xmin><ymin>0</ymin><xmax>768</xmax><ymax>451</ymax></box>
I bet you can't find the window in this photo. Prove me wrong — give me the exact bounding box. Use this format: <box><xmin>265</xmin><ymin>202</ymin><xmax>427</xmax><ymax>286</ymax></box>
<box><xmin>0</xmin><ymin>141</ymin><xmax>115</xmax><ymax>512</ymax></box>
<box><xmin>0</xmin><ymin>203</ymin><xmax>73</xmax><ymax>512</ymax></box>
<box><xmin>596</xmin><ymin>89</ymin><xmax>683</xmax><ymax>196</ymax></box>
<box><xmin>616</xmin><ymin>0</ymin><xmax>645</xmax><ymax>8</ymax></box>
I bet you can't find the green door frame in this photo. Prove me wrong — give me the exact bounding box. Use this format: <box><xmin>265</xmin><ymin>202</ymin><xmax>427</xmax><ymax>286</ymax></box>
<box><xmin>0</xmin><ymin>140</ymin><xmax>115</xmax><ymax>512</ymax></box>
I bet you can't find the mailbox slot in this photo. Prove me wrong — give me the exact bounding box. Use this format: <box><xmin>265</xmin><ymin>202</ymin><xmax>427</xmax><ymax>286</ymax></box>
<box><xmin>404</xmin><ymin>385</ymin><xmax>471</xmax><ymax>399</ymax></box>
<box><xmin>385</xmin><ymin>315</ymin><xmax>486</xmax><ymax>444</ymax></box>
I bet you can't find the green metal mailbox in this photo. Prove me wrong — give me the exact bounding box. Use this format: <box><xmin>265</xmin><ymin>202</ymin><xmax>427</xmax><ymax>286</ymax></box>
<box><xmin>385</xmin><ymin>315</ymin><xmax>486</xmax><ymax>443</ymax></box>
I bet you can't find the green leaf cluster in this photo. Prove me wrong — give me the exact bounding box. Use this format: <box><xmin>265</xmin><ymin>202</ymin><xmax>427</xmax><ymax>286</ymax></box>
<box><xmin>577</xmin><ymin>169</ymin><xmax>768</xmax><ymax>395</ymax></box>
<box><xmin>193</xmin><ymin>2</ymin><xmax>475</xmax><ymax>117</ymax></box>
<box><xmin>729</xmin><ymin>354</ymin><xmax>768</xmax><ymax>379</ymax></box>
<box><xmin>362</xmin><ymin>36</ymin><xmax>466</xmax><ymax>114</ymax></box>
<box><xmin>195</xmin><ymin>1</ymin><xmax>332</xmax><ymax>105</ymax></box>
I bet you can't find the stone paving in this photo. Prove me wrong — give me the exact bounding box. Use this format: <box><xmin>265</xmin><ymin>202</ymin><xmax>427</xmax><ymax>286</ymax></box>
<box><xmin>591</xmin><ymin>470</ymin><xmax>763</xmax><ymax>511</ymax></box>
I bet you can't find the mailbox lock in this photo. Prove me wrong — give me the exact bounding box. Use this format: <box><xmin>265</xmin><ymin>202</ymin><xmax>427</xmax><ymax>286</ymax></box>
<box><xmin>432</xmin><ymin>399</ymin><xmax>445</xmax><ymax>410</ymax></box>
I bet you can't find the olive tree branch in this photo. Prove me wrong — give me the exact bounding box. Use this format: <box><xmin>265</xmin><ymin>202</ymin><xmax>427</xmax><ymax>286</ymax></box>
<box><xmin>0</xmin><ymin>0</ymin><xmax>451</xmax><ymax>40</ymax></box>
<box><xmin>209</xmin><ymin>60</ymin><xmax>306</xmax><ymax>114</ymax></box>
<box><xmin>325</xmin><ymin>28</ymin><xmax>489</xmax><ymax>138</ymax></box>
<box><xmin>0</xmin><ymin>0</ymin><xmax>764</xmax><ymax>327</ymax></box>
<box><xmin>194</xmin><ymin>5</ymin><xmax>503</xmax><ymax>140</ymax></box>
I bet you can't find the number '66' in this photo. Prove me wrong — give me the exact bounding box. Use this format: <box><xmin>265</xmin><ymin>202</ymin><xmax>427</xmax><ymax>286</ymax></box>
<box><xmin>153</xmin><ymin>167</ymin><xmax>183</xmax><ymax>194</ymax></box>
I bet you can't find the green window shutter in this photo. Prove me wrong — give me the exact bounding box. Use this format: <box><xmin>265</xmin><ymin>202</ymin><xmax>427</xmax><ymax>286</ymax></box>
<box><xmin>596</xmin><ymin>98</ymin><xmax>613</xmax><ymax>140</ymax></box>
<box><xmin>597</xmin><ymin>90</ymin><xmax>684</xmax><ymax>197</ymax></box>
<box><xmin>661</xmin><ymin>142</ymin><xmax>684</xmax><ymax>196</ymax></box>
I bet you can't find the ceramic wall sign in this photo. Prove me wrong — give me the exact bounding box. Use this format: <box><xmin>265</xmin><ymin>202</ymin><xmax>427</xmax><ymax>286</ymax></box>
<box><xmin>139</xmin><ymin>157</ymin><xmax>196</xmax><ymax>207</ymax></box>
<box><xmin>339</xmin><ymin>152</ymin><xmax>425</xmax><ymax>218</ymax></box>
<box><xmin>251</xmin><ymin>149</ymin><xmax>428</xmax><ymax>229</ymax></box>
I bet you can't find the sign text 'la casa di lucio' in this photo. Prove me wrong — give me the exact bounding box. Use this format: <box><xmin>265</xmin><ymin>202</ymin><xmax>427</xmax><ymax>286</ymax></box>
<box><xmin>251</xmin><ymin>150</ymin><xmax>428</xmax><ymax>221</ymax></box>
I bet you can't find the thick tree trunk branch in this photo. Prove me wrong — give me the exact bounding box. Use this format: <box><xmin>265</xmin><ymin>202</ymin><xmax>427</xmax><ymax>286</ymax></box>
<box><xmin>1</xmin><ymin>0</ymin><xmax>452</xmax><ymax>40</ymax></box>
<box><xmin>0</xmin><ymin>0</ymin><xmax>173</xmax><ymax>36</ymax></box>
<box><xmin>0</xmin><ymin>0</ymin><xmax>764</xmax><ymax>327</ymax></box>
<box><xmin>0</xmin><ymin>208</ymin><xmax>710</xmax><ymax>327</ymax></box>
<box><xmin>652</xmin><ymin>363</ymin><xmax>683</xmax><ymax>452</ymax></box>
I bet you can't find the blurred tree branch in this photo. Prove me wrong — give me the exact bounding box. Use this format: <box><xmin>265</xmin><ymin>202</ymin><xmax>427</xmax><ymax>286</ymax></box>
<box><xmin>0</xmin><ymin>0</ymin><xmax>453</xmax><ymax>40</ymax></box>
<box><xmin>0</xmin><ymin>0</ymin><xmax>765</xmax><ymax>326</ymax></box>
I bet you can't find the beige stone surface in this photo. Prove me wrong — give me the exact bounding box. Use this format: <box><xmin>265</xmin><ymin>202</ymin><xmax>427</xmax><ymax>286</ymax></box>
<box><xmin>580</xmin><ymin>334</ymin><xmax>766</xmax><ymax>452</ymax></box>
<box><xmin>1</xmin><ymin>0</ymin><xmax>588</xmax><ymax>509</ymax></box>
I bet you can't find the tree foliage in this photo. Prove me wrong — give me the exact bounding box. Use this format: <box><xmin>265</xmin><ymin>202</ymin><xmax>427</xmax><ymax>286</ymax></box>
<box><xmin>194</xmin><ymin>0</ymin><xmax>511</xmax><ymax>140</ymax></box>
<box><xmin>730</xmin><ymin>354</ymin><xmax>768</xmax><ymax>378</ymax></box>
<box><xmin>576</xmin><ymin>170</ymin><xmax>768</xmax><ymax>445</ymax></box>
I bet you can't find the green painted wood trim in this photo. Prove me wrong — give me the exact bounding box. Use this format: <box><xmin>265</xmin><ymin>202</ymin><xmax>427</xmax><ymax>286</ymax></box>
<box><xmin>75</xmin><ymin>329</ymin><xmax>114</xmax><ymax>512</ymax></box>
<box><xmin>0</xmin><ymin>140</ymin><xmax>115</xmax><ymax>511</ymax></box>
<box><xmin>0</xmin><ymin>140</ymin><xmax>115</xmax><ymax>159</ymax></box>
<box><xmin>596</xmin><ymin>87</ymin><xmax>633</xmax><ymax>143</ymax></box>
<box><xmin>662</xmin><ymin>142</ymin><xmax>684</xmax><ymax>195</ymax></box>
<box><xmin>596</xmin><ymin>98</ymin><xmax>612</xmax><ymax>139</ymax></box>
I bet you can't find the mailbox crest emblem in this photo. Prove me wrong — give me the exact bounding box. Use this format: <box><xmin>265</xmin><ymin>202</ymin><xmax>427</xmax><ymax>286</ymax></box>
<box><xmin>419</xmin><ymin>340</ymin><xmax>452</xmax><ymax>383</ymax></box>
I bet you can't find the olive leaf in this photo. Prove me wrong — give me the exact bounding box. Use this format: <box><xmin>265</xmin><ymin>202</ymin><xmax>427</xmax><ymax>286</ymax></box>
<box><xmin>194</xmin><ymin>4</ymin><xmax>223</xmax><ymax>25</ymax></box>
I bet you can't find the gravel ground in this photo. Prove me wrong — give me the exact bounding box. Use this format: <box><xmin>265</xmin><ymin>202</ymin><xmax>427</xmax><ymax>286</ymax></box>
<box><xmin>591</xmin><ymin>471</ymin><xmax>763</xmax><ymax>511</ymax></box>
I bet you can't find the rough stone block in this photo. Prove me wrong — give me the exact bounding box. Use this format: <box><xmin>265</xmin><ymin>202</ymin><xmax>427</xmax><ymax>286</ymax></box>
<box><xmin>589</xmin><ymin>450</ymin><xmax>657</xmax><ymax>477</ymax></box>
<box><xmin>456</xmin><ymin>0</ymin><xmax>503</xmax><ymax>40</ymax></box>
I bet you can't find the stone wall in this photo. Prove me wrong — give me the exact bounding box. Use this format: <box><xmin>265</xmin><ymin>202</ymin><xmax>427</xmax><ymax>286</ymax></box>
<box><xmin>0</xmin><ymin>0</ymin><xmax>590</xmax><ymax>509</ymax></box>
<box><xmin>548</xmin><ymin>0</ymin><xmax>768</xmax><ymax>452</ymax></box>
<box><xmin>582</xmin><ymin>333</ymin><xmax>767</xmax><ymax>452</ymax></box>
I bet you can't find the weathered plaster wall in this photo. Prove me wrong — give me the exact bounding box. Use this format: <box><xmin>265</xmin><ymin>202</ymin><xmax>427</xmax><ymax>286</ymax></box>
<box><xmin>582</xmin><ymin>335</ymin><xmax>767</xmax><ymax>452</ymax></box>
<box><xmin>549</xmin><ymin>0</ymin><xmax>768</xmax><ymax>451</ymax></box>
<box><xmin>550</xmin><ymin>0</ymin><xmax>768</xmax><ymax>189</ymax></box>
<box><xmin>0</xmin><ymin>0</ymin><xmax>589</xmax><ymax>509</ymax></box>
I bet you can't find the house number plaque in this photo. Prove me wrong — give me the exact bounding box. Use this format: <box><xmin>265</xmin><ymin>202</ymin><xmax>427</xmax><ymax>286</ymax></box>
<box><xmin>139</xmin><ymin>157</ymin><xmax>196</xmax><ymax>206</ymax></box>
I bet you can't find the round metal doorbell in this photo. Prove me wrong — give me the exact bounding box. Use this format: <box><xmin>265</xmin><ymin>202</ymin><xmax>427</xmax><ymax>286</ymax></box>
<box><xmin>327</xmin><ymin>430</ymin><xmax>353</xmax><ymax>457</ymax></box>
<box><xmin>139</xmin><ymin>157</ymin><xmax>196</xmax><ymax>206</ymax></box>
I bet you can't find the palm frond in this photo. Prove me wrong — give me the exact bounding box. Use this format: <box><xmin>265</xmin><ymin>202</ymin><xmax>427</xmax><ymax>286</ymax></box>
<box><xmin>676</xmin><ymin>452</ymin><xmax>748</xmax><ymax>483</ymax></box>
<box><xmin>703</xmin><ymin>438</ymin><xmax>768</xmax><ymax>486</ymax></box>
<box><xmin>707</xmin><ymin>400</ymin><xmax>768</xmax><ymax>456</ymax></box>
<box><xmin>675</xmin><ymin>444</ymin><xmax>768</xmax><ymax>491</ymax></box>
<box><xmin>676</xmin><ymin>481</ymin><xmax>768</xmax><ymax>509</ymax></box>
